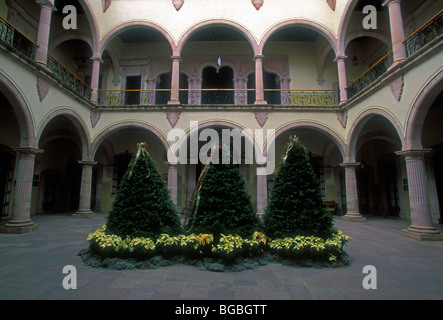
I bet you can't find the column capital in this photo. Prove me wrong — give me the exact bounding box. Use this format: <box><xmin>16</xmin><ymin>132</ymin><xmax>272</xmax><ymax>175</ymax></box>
<box><xmin>382</xmin><ymin>0</ymin><xmax>402</xmax><ymax>7</ymax></box>
<box><xmin>395</xmin><ymin>149</ymin><xmax>432</xmax><ymax>157</ymax></box>
<box><xmin>78</xmin><ymin>160</ymin><xmax>97</xmax><ymax>166</ymax></box>
<box><xmin>36</xmin><ymin>0</ymin><xmax>56</xmax><ymax>11</ymax></box>
<box><xmin>91</xmin><ymin>56</ymin><xmax>103</xmax><ymax>63</ymax></box>
<box><xmin>334</xmin><ymin>55</ymin><xmax>347</xmax><ymax>62</ymax></box>
<box><xmin>339</xmin><ymin>162</ymin><xmax>361</xmax><ymax>168</ymax></box>
<box><xmin>254</xmin><ymin>54</ymin><xmax>264</xmax><ymax>60</ymax></box>
<box><xmin>171</xmin><ymin>55</ymin><xmax>181</xmax><ymax>61</ymax></box>
<box><xmin>12</xmin><ymin>147</ymin><xmax>44</xmax><ymax>156</ymax></box>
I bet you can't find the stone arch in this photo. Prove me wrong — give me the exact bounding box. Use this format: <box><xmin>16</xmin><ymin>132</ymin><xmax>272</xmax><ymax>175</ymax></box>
<box><xmin>176</xmin><ymin>19</ymin><xmax>259</xmax><ymax>56</ymax></box>
<box><xmin>49</xmin><ymin>30</ymin><xmax>94</xmax><ymax>53</ymax></box>
<box><xmin>337</xmin><ymin>0</ymin><xmax>363</xmax><ymax>55</ymax></box>
<box><xmin>267</xmin><ymin>121</ymin><xmax>346</xmax><ymax>162</ymax></box>
<box><xmin>77</xmin><ymin>0</ymin><xmax>101</xmax><ymax>55</ymax></box>
<box><xmin>0</xmin><ymin>72</ymin><xmax>35</xmax><ymax>147</ymax></box>
<box><xmin>344</xmin><ymin>28</ymin><xmax>392</xmax><ymax>52</ymax></box>
<box><xmin>170</xmin><ymin>120</ymin><xmax>262</xmax><ymax>164</ymax></box>
<box><xmin>405</xmin><ymin>69</ymin><xmax>443</xmax><ymax>150</ymax></box>
<box><xmin>258</xmin><ymin>19</ymin><xmax>339</xmax><ymax>55</ymax></box>
<box><xmin>91</xmin><ymin>121</ymin><xmax>170</xmax><ymax>159</ymax></box>
<box><xmin>99</xmin><ymin>21</ymin><xmax>176</xmax><ymax>57</ymax></box>
<box><xmin>347</xmin><ymin>107</ymin><xmax>405</xmax><ymax>162</ymax></box>
<box><xmin>36</xmin><ymin>108</ymin><xmax>91</xmax><ymax>160</ymax></box>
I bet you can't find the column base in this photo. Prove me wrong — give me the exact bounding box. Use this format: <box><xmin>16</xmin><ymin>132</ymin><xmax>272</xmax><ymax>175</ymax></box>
<box><xmin>401</xmin><ymin>225</ymin><xmax>443</xmax><ymax>241</ymax></box>
<box><xmin>73</xmin><ymin>210</ymin><xmax>95</xmax><ymax>218</ymax></box>
<box><xmin>0</xmin><ymin>221</ymin><xmax>39</xmax><ymax>234</ymax></box>
<box><xmin>254</xmin><ymin>100</ymin><xmax>267</xmax><ymax>105</ymax></box>
<box><xmin>342</xmin><ymin>213</ymin><xmax>367</xmax><ymax>222</ymax></box>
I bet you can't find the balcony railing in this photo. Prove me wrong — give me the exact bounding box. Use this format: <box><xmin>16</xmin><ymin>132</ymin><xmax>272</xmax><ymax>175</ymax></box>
<box><xmin>346</xmin><ymin>51</ymin><xmax>394</xmax><ymax>99</ymax></box>
<box><xmin>265</xmin><ymin>89</ymin><xmax>340</xmax><ymax>106</ymax></box>
<box><xmin>98</xmin><ymin>89</ymin><xmax>339</xmax><ymax>107</ymax></box>
<box><xmin>0</xmin><ymin>16</ymin><xmax>37</xmax><ymax>60</ymax></box>
<box><xmin>404</xmin><ymin>10</ymin><xmax>443</xmax><ymax>57</ymax></box>
<box><xmin>347</xmin><ymin>10</ymin><xmax>443</xmax><ymax>100</ymax></box>
<box><xmin>46</xmin><ymin>55</ymin><xmax>92</xmax><ymax>100</ymax></box>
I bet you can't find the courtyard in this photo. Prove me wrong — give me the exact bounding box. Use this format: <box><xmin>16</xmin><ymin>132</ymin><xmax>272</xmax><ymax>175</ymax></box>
<box><xmin>0</xmin><ymin>212</ymin><xmax>442</xmax><ymax>300</ymax></box>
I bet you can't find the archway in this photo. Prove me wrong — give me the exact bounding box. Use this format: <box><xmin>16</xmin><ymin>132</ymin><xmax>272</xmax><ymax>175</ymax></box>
<box><xmin>0</xmin><ymin>76</ymin><xmax>35</xmax><ymax>219</ymax></box>
<box><xmin>179</xmin><ymin>24</ymin><xmax>256</xmax><ymax>105</ymax></box>
<box><xmin>92</xmin><ymin>122</ymin><xmax>170</xmax><ymax>213</ymax></box>
<box><xmin>201</xmin><ymin>66</ymin><xmax>234</xmax><ymax>104</ymax></box>
<box><xmin>36</xmin><ymin>113</ymin><xmax>90</xmax><ymax>213</ymax></box>
<box><xmin>268</xmin><ymin>122</ymin><xmax>346</xmax><ymax>214</ymax></box>
<box><xmin>421</xmin><ymin>90</ymin><xmax>443</xmax><ymax>223</ymax></box>
<box><xmin>348</xmin><ymin>112</ymin><xmax>405</xmax><ymax>218</ymax></box>
<box><xmin>261</xmin><ymin>23</ymin><xmax>339</xmax><ymax>104</ymax></box>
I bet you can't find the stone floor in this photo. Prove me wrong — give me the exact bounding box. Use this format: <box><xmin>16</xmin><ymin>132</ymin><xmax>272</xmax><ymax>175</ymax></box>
<box><xmin>0</xmin><ymin>212</ymin><xmax>442</xmax><ymax>300</ymax></box>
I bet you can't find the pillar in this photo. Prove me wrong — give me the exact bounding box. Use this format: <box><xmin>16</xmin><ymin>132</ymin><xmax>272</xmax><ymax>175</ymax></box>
<box><xmin>168</xmin><ymin>164</ymin><xmax>178</xmax><ymax>207</ymax></box>
<box><xmin>383</xmin><ymin>0</ymin><xmax>408</xmax><ymax>63</ymax></box>
<box><xmin>256</xmin><ymin>165</ymin><xmax>268</xmax><ymax>217</ymax></box>
<box><xmin>254</xmin><ymin>55</ymin><xmax>267</xmax><ymax>105</ymax></box>
<box><xmin>0</xmin><ymin>147</ymin><xmax>43</xmax><ymax>233</ymax></box>
<box><xmin>34</xmin><ymin>0</ymin><xmax>56</xmax><ymax>65</ymax></box>
<box><xmin>73</xmin><ymin>160</ymin><xmax>96</xmax><ymax>218</ymax></box>
<box><xmin>335</xmin><ymin>55</ymin><xmax>348</xmax><ymax>102</ymax></box>
<box><xmin>168</xmin><ymin>55</ymin><xmax>181</xmax><ymax>104</ymax></box>
<box><xmin>340</xmin><ymin>162</ymin><xmax>367</xmax><ymax>222</ymax></box>
<box><xmin>90</xmin><ymin>56</ymin><xmax>102</xmax><ymax>103</ymax></box>
<box><xmin>396</xmin><ymin>150</ymin><xmax>442</xmax><ymax>240</ymax></box>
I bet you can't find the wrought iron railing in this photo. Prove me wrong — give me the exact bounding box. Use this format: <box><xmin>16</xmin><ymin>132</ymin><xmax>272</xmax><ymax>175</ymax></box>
<box><xmin>98</xmin><ymin>89</ymin><xmax>172</xmax><ymax>106</ymax></box>
<box><xmin>98</xmin><ymin>88</ymin><xmax>339</xmax><ymax>106</ymax></box>
<box><xmin>404</xmin><ymin>10</ymin><xmax>443</xmax><ymax>57</ymax></box>
<box><xmin>46</xmin><ymin>55</ymin><xmax>92</xmax><ymax>100</ymax></box>
<box><xmin>265</xmin><ymin>89</ymin><xmax>340</xmax><ymax>106</ymax></box>
<box><xmin>0</xmin><ymin>16</ymin><xmax>37</xmax><ymax>60</ymax></box>
<box><xmin>346</xmin><ymin>51</ymin><xmax>394</xmax><ymax>99</ymax></box>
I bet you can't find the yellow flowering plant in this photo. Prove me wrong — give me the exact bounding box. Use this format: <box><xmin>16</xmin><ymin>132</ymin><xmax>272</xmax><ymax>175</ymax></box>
<box><xmin>86</xmin><ymin>226</ymin><xmax>350</xmax><ymax>264</ymax></box>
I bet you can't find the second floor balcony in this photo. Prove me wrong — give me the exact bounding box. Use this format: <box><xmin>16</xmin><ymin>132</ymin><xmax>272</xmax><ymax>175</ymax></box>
<box><xmin>97</xmin><ymin>88</ymin><xmax>340</xmax><ymax>108</ymax></box>
<box><xmin>0</xmin><ymin>6</ymin><xmax>442</xmax><ymax>111</ymax></box>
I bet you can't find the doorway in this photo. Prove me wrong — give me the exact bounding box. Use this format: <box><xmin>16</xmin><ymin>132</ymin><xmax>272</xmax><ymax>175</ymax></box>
<box><xmin>432</xmin><ymin>146</ymin><xmax>443</xmax><ymax>223</ymax></box>
<box><xmin>0</xmin><ymin>147</ymin><xmax>14</xmax><ymax>217</ymax></box>
<box><xmin>201</xmin><ymin>66</ymin><xmax>234</xmax><ymax>104</ymax></box>
<box><xmin>125</xmin><ymin>76</ymin><xmax>141</xmax><ymax>105</ymax></box>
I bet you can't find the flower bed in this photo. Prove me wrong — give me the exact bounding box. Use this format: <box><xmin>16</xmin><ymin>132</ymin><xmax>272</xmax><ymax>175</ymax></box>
<box><xmin>83</xmin><ymin>226</ymin><xmax>351</xmax><ymax>271</ymax></box>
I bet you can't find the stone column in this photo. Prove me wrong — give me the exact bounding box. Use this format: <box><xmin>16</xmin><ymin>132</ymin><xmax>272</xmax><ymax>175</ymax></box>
<box><xmin>168</xmin><ymin>55</ymin><xmax>181</xmax><ymax>104</ymax></box>
<box><xmin>335</xmin><ymin>55</ymin><xmax>348</xmax><ymax>102</ymax></box>
<box><xmin>256</xmin><ymin>165</ymin><xmax>268</xmax><ymax>218</ymax></box>
<box><xmin>168</xmin><ymin>164</ymin><xmax>178</xmax><ymax>207</ymax></box>
<box><xmin>0</xmin><ymin>147</ymin><xmax>43</xmax><ymax>233</ymax></box>
<box><xmin>90</xmin><ymin>56</ymin><xmax>102</xmax><ymax>103</ymax></box>
<box><xmin>254</xmin><ymin>55</ymin><xmax>267</xmax><ymax>105</ymax></box>
<box><xmin>73</xmin><ymin>160</ymin><xmax>96</xmax><ymax>218</ymax></box>
<box><xmin>396</xmin><ymin>150</ymin><xmax>442</xmax><ymax>240</ymax></box>
<box><xmin>383</xmin><ymin>0</ymin><xmax>408</xmax><ymax>63</ymax></box>
<box><xmin>34</xmin><ymin>0</ymin><xmax>56</xmax><ymax>65</ymax></box>
<box><xmin>340</xmin><ymin>162</ymin><xmax>366</xmax><ymax>222</ymax></box>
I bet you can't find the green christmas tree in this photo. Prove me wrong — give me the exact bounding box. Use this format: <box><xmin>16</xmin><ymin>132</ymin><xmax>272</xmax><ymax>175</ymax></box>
<box><xmin>185</xmin><ymin>144</ymin><xmax>261</xmax><ymax>238</ymax></box>
<box><xmin>106</xmin><ymin>142</ymin><xmax>182</xmax><ymax>238</ymax></box>
<box><xmin>263</xmin><ymin>136</ymin><xmax>333</xmax><ymax>239</ymax></box>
